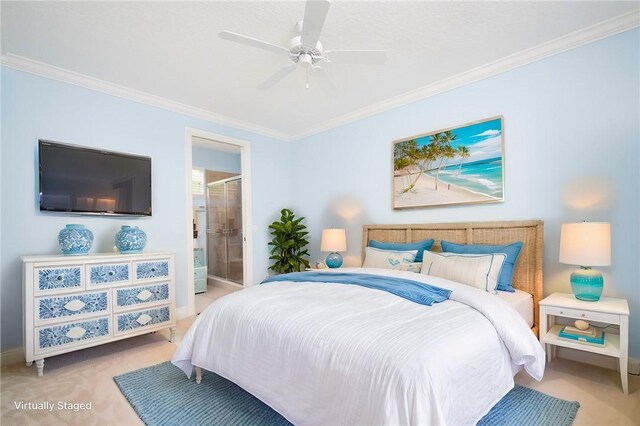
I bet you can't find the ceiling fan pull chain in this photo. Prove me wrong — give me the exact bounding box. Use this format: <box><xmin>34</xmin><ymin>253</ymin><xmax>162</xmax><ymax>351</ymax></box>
<box><xmin>306</xmin><ymin>67</ymin><xmax>309</xmax><ymax>89</ymax></box>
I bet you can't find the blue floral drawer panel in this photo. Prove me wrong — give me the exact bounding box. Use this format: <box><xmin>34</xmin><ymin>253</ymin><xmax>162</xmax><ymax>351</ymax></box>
<box><xmin>36</xmin><ymin>266</ymin><xmax>83</xmax><ymax>293</ymax></box>
<box><xmin>114</xmin><ymin>283</ymin><xmax>170</xmax><ymax>311</ymax></box>
<box><xmin>134</xmin><ymin>260</ymin><xmax>170</xmax><ymax>281</ymax></box>
<box><xmin>115</xmin><ymin>305</ymin><xmax>171</xmax><ymax>335</ymax></box>
<box><xmin>36</xmin><ymin>291</ymin><xmax>110</xmax><ymax>324</ymax></box>
<box><xmin>88</xmin><ymin>263</ymin><xmax>130</xmax><ymax>286</ymax></box>
<box><xmin>36</xmin><ymin>316</ymin><xmax>111</xmax><ymax>354</ymax></box>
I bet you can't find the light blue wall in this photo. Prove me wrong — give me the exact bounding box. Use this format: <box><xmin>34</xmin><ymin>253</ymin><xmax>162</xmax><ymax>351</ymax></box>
<box><xmin>192</xmin><ymin>146</ymin><xmax>241</xmax><ymax>174</ymax></box>
<box><xmin>0</xmin><ymin>67</ymin><xmax>293</xmax><ymax>351</ymax></box>
<box><xmin>292</xmin><ymin>29</ymin><xmax>640</xmax><ymax>356</ymax></box>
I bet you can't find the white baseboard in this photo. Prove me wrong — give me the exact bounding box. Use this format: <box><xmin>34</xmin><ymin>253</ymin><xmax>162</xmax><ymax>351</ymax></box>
<box><xmin>557</xmin><ymin>347</ymin><xmax>640</xmax><ymax>374</ymax></box>
<box><xmin>0</xmin><ymin>347</ymin><xmax>24</xmax><ymax>367</ymax></box>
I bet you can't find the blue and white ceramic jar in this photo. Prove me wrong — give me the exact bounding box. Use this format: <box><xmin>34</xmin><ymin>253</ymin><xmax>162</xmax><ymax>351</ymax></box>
<box><xmin>58</xmin><ymin>224</ymin><xmax>93</xmax><ymax>255</ymax></box>
<box><xmin>115</xmin><ymin>226</ymin><xmax>147</xmax><ymax>254</ymax></box>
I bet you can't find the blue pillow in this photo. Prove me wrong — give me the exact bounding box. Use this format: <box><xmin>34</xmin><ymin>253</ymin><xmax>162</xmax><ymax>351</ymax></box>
<box><xmin>368</xmin><ymin>239</ymin><xmax>434</xmax><ymax>262</ymax></box>
<box><xmin>440</xmin><ymin>241</ymin><xmax>523</xmax><ymax>293</ymax></box>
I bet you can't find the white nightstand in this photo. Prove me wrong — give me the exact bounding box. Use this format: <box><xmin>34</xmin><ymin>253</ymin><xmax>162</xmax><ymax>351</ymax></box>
<box><xmin>539</xmin><ymin>293</ymin><xmax>630</xmax><ymax>394</ymax></box>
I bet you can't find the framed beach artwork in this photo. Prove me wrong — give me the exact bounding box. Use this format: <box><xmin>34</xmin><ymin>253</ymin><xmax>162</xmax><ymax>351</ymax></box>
<box><xmin>393</xmin><ymin>116</ymin><xmax>504</xmax><ymax>209</ymax></box>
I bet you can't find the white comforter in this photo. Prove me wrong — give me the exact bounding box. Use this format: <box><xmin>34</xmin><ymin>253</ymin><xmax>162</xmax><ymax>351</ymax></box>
<box><xmin>173</xmin><ymin>268</ymin><xmax>545</xmax><ymax>425</ymax></box>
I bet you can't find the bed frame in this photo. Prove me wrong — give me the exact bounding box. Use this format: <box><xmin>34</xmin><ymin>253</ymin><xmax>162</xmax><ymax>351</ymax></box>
<box><xmin>362</xmin><ymin>220</ymin><xmax>544</xmax><ymax>336</ymax></box>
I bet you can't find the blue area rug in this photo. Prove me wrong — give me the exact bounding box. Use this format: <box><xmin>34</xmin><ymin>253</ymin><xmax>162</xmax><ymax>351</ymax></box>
<box><xmin>114</xmin><ymin>361</ymin><xmax>579</xmax><ymax>426</ymax></box>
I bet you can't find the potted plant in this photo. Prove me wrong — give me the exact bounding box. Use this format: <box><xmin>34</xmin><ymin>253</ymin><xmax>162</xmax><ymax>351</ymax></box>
<box><xmin>268</xmin><ymin>208</ymin><xmax>310</xmax><ymax>274</ymax></box>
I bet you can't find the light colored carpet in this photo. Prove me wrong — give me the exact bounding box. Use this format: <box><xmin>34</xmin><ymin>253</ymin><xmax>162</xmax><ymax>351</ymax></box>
<box><xmin>2</xmin><ymin>308</ymin><xmax>639</xmax><ymax>425</ymax></box>
<box><xmin>114</xmin><ymin>362</ymin><xmax>579</xmax><ymax>426</ymax></box>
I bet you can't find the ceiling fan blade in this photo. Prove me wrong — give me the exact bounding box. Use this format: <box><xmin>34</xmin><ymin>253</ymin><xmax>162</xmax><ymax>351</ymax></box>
<box><xmin>301</xmin><ymin>0</ymin><xmax>331</xmax><ymax>49</ymax></box>
<box><xmin>257</xmin><ymin>65</ymin><xmax>297</xmax><ymax>90</ymax></box>
<box><xmin>324</xmin><ymin>50</ymin><xmax>387</xmax><ymax>64</ymax></box>
<box><xmin>312</xmin><ymin>67</ymin><xmax>338</xmax><ymax>94</ymax></box>
<box><xmin>219</xmin><ymin>31</ymin><xmax>289</xmax><ymax>55</ymax></box>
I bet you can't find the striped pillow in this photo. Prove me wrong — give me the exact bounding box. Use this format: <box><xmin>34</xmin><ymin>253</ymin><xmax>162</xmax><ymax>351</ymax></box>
<box><xmin>420</xmin><ymin>251</ymin><xmax>506</xmax><ymax>293</ymax></box>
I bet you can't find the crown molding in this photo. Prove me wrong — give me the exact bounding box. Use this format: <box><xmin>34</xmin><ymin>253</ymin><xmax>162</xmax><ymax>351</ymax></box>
<box><xmin>289</xmin><ymin>10</ymin><xmax>640</xmax><ymax>141</ymax></box>
<box><xmin>2</xmin><ymin>10</ymin><xmax>637</xmax><ymax>143</ymax></box>
<box><xmin>0</xmin><ymin>53</ymin><xmax>292</xmax><ymax>142</ymax></box>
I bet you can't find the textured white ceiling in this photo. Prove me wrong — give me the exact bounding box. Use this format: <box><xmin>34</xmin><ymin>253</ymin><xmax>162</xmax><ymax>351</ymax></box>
<box><xmin>2</xmin><ymin>1</ymin><xmax>638</xmax><ymax>139</ymax></box>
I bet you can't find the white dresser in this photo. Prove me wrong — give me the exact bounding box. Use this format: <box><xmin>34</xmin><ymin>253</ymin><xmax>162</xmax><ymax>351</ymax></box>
<box><xmin>22</xmin><ymin>252</ymin><xmax>176</xmax><ymax>376</ymax></box>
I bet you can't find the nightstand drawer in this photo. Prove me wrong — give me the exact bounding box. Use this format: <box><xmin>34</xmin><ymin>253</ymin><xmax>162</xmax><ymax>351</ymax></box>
<box><xmin>545</xmin><ymin>306</ymin><xmax>619</xmax><ymax>324</ymax></box>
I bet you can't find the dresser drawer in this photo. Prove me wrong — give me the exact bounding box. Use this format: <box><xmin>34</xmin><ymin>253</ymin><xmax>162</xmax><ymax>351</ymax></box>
<box><xmin>87</xmin><ymin>262</ymin><xmax>130</xmax><ymax>287</ymax></box>
<box><xmin>35</xmin><ymin>266</ymin><xmax>84</xmax><ymax>295</ymax></box>
<box><xmin>36</xmin><ymin>291</ymin><xmax>110</xmax><ymax>325</ymax></box>
<box><xmin>134</xmin><ymin>260</ymin><xmax>170</xmax><ymax>282</ymax></box>
<box><xmin>114</xmin><ymin>305</ymin><xmax>172</xmax><ymax>336</ymax></box>
<box><xmin>194</xmin><ymin>266</ymin><xmax>207</xmax><ymax>280</ymax></box>
<box><xmin>545</xmin><ymin>306</ymin><xmax>620</xmax><ymax>324</ymax></box>
<box><xmin>35</xmin><ymin>316</ymin><xmax>111</xmax><ymax>355</ymax></box>
<box><xmin>113</xmin><ymin>283</ymin><xmax>171</xmax><ymax>312</ymax></box>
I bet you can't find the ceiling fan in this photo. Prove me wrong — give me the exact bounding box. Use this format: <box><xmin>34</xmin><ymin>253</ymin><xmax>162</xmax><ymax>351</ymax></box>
<box><xmin>218</xmin><ymin>0</ymin><xmax>387</xmax><ymax>90</ymax></box>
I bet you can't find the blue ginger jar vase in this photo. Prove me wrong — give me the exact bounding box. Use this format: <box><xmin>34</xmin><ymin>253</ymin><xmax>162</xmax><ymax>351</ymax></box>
<box><xmin>115</xmin><ymin>226</ymin><xmax>147</xmax><ymax>254</ymax></box>
<box><xmin>58</xmin><ymin>224</ymin><xmax>93</xmax><ymax>255</ymax></box>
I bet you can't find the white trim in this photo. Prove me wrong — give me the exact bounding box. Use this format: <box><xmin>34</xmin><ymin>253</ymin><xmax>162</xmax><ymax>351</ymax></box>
<box><xmin>0</xmin><ymin>53</ymin><xmax>290</xmax><ymax>142</ymax></box>
<box><xmin>0</xmin><ymin>347</ymin><xmax>24</xmax><ymax>367</ymax></box>
<box><xmin>289</xmin><ymin>10</ymin><xmax>640</xmax><ymax>141</ymax></box>
<box><xmin>184</xmin><ymin>128</ymin><xmax>254</xmax><ymax>317</ymax></box>
<box><xmin>175</xmin><ymin>306</ymin><xmax>191</xmax><ymax>320</ymax></box>
<box><xmin>2</xmin><ymin>11</ymin><xmax>638</xmax><ymax>142</ymax></box>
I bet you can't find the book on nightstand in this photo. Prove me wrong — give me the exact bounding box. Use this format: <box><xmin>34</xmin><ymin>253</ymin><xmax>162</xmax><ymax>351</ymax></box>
<box><xmin>557</xmin><ymin>326</ymin><xmax>605</xmax><ymax>346</ymax></box>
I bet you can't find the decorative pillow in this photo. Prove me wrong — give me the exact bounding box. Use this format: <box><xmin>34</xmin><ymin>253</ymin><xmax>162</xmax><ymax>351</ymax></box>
<box><xmin>440</xmin><ymin>241</ymin><xmax>523</xmax><ymax>293</ymax></box>
<box><xmin>420</xmin><ymin>251</ymin><xmax>507</xmax><ymax>294</ymax></box>
<box><xmin>362</xmin><ymin>247</ymin><xmax>418</xmax><ymax>269</ymax></box>
<box><xmin>392</xmin><ymin>262</ymin><xmax>422</xmax><ymax>273</ymax></box>
<box><xmin>368</xmin><ymin>239</ymin><xmax>435</xmax><ymax>262</ymax></box>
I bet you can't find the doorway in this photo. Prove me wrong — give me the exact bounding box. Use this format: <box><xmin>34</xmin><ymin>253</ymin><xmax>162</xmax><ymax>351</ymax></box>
<box><xmin>184</xmin><ymin>129</ymin><xmax>253</xmax><ymax>317</ymax></box>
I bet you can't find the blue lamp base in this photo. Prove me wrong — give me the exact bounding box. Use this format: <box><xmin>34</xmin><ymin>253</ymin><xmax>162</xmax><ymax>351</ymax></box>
<box><xmin>570</xmin><ymin>267</ymin><xmax>603</xmax><ymax>302</ymax></box>
<box><xmin>326</xmin><ymin>252</ymin><xmax>343</xmax><ymax>268</ymax></box>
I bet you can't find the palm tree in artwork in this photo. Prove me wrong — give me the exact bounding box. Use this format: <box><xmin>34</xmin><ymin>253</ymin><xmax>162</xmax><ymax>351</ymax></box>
<box><xmin>456</xmin><ymin>145</ymin><xmax>471</xmax><ymax>175</ymax></box>
<box><xmin>432</xmin><ymin>131</ymin><xmax>457</xmax><ymax>190</ymax></box>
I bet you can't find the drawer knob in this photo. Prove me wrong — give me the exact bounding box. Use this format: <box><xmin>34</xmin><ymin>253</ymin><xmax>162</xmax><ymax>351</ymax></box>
<box><xmin>65</xmin><ymin>326</ymin><xmax>87</xmax><ymax>339</ymax></box>
<box><xmin>136</xmin><ymin>314</ymin><xmax>152</xmax><ymax>325</ymax></box>
<box><xmin>136</xmin><ymin>290</ymin><xmax>153</xmax><ymax>301</ymax></box>
<box><xmin>64</xmin><ymin>299</ymin><xmax>86</xmax><ymax>312</ymax></box>
<box><xmin>560</xmin><ymin>311</ymin><xmax>564</xmax><ymax>314</ymax></box>
<box><xmin>582</xmin><ymin>314</ymin><xmax>585</xmax><ymax>317</ymax></box>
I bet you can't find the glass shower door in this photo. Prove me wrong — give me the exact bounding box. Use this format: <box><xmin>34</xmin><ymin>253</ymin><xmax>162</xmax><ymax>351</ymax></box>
<box><xmin>206</xmin><ymin>182</ymin><xmax>227</xmax><ymax>279</ymax></box>
<box><xmin>206</xmin><ymin>177</ymin><xmax>243</xmax><ymax>285</ymax></box>
<box><xmin>225</xmin><ymin>178</ymin><xmax>243</xmax><ymax>284</ymax></box>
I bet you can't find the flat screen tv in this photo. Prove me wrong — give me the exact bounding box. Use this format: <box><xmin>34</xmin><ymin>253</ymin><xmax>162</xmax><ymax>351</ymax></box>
<box><xmin>39</xmin><ymin>140</ymin><xmax>152</xmax><ymax>216</ymax></box>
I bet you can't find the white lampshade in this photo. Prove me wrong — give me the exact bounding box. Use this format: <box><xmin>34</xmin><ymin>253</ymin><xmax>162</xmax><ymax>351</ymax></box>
<box><xmin>320</xmin><ymin>229</ymin><xmax>346</xmax><ymax>252</ymax></box>
<box><xmin>559</xmin><ymin>222</ymin><xmax>611</xmax><ymax>266</ymax></box>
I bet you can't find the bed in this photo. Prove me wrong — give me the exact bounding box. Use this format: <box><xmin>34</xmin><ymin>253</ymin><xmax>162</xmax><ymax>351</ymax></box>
<box><xmin>173</xmin><ymin>220</ymin><xmax>545</xmax><ymax>425</ymax></box>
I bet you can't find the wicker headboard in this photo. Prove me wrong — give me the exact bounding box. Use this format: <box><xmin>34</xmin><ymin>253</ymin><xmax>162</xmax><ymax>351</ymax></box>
<box><xmin>362</xmin><ymin>220</ymin><xmax>544</xmax><ymax>336</ymax></box>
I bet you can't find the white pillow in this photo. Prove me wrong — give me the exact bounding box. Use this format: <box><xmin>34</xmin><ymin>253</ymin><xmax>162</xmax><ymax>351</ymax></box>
<box><xmin>420</xmin><ymin>251</ymin><xmax>506</xmax><ymax>293</ymax></box>
<box><xmin>362</xmin><ymin>247</ymin><xmax>418</xmax><ymax>269</ymax></box>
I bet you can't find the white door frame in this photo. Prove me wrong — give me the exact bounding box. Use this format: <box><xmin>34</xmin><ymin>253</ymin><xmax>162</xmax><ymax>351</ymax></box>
<box><xmin>183</xmin><ymin>128</ymin><xmax>253</xmax><ymax>317</ymax></box>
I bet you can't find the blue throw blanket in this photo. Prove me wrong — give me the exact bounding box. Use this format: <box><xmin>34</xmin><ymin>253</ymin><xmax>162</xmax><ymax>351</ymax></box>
<box><xmin>261</xmin><ymin>272</ymin><xmax>451</xmax><ymax>306</ymax></box>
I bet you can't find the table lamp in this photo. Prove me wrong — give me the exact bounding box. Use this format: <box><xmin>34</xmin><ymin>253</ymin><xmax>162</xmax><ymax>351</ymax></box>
<box><xmin>559</xmin><ymin>222</ymin><xmax>611</xmax><ymax>301</ymax></box>
<box><xmin>321</xmin><ymin>229</ymin><xmax>346</xmax><ymax>268</ymax></box>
